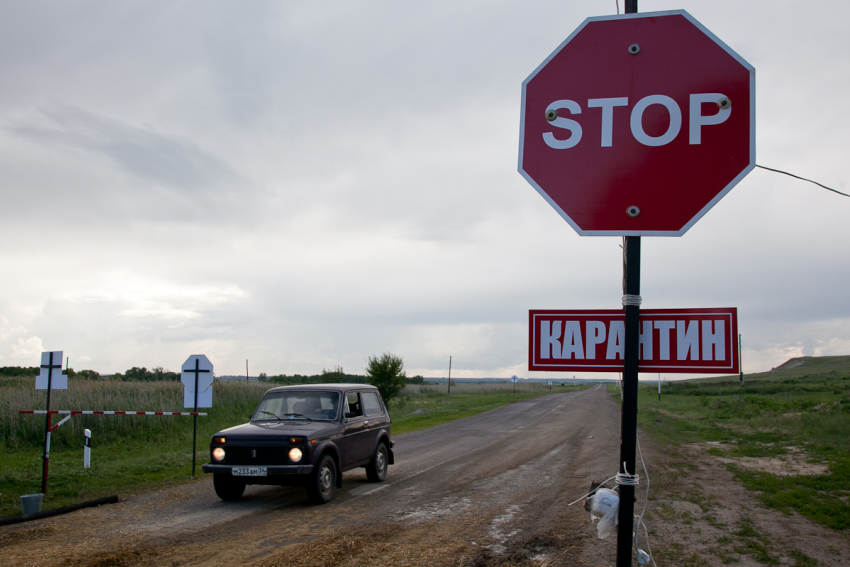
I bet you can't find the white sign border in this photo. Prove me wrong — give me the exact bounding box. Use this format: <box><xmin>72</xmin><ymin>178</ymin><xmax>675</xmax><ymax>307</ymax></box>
<box><xmin>517</xmin><ymin>9</ymin><xmax>756</xmax><ymax>237</ymax></box>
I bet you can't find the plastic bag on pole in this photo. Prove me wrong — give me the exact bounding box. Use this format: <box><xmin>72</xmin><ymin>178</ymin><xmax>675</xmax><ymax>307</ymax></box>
<box><xmin>587</xmin><ymin>487</ymin><xmax>619</xmax><ymax>539</ymax></box>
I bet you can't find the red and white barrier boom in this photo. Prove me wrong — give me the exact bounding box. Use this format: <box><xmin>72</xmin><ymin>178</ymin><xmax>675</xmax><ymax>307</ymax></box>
<box><xmin>26</xmin><ymin>351</ymin><xmax>215</xmax><ymax>492</ymax></box>
<box><xmin>21</xmin><ymin>410</ymin><xmax>208</xmax><ymax>416</ymax></box>
<box><xmin>20</xmin><ymin>408</ymin><xmax>208</xmax><ymax>493</ymax></box>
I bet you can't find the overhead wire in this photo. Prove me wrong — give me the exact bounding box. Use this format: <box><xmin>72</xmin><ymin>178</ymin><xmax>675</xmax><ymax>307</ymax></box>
<box><xmin>756</xmin><ymin>165</ymin><xmax>849</xmax><ymax>198</ymax></box>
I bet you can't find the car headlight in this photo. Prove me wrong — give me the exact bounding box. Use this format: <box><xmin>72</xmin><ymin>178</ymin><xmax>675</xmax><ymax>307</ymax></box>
<box><xmin>212</xmin><ymin>447</ymin><xmax>226</xmax><ymax>462</ymax></box>
<box><xmin>289</xmin><ymin>448</ymin><xmax>303</xmax><ymax>463</ymax></box>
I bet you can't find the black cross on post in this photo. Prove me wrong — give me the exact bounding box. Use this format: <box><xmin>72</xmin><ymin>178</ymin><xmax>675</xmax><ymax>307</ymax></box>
<box><xmin>185</xmin><ymin>358</ymin><xmax>210</xmax><ymax>478</ymax></box>
<box><xmin>41</xmin><ymin>352</ymin><xmax>62</xmax><ymax>494</ymax></box>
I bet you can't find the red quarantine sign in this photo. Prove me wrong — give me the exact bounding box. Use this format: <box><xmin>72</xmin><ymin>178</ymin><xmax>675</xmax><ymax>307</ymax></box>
<box><xmin>529</xmin><ymin>308</ymin><xmax>738</xmax><ymax>373</ymax></box>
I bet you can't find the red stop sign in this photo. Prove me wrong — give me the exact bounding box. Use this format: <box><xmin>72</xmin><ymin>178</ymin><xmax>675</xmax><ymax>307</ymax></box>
<box><xmin>519</xmin><ymin>10</ymin><xmax>754</xmax><ymax>236</ymax></box>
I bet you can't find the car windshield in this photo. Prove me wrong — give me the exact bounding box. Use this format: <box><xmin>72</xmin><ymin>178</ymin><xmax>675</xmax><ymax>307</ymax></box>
<box><xmin>252</xmin><ymin>391</ymin><xmax>340</xmax><ymax>422</ymax></box>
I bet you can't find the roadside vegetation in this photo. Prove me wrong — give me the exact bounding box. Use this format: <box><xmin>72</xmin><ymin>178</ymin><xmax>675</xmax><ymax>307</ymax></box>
<box><xmin>0</xmin><ymin>374</ymin><xmax>564</xmax><ymax>518</ymax></box>
<box><xmin>0</xmin><ymin>378</ymin><xmax>266</xmax><ymax>519</ymax></box>
<box><xmin>634</xmin><ymin>355</ymin><xmax>850</xmax><ymax>531</ymax></box>
<box><xmin>387</xmin><ymin>382</ymin><xmax>563</xmax><ymax>434</ymax></box>
<box><xmin>365</xmin><ymin>352</ymin><xmax>408</xmax><ymax>403</ymax></box>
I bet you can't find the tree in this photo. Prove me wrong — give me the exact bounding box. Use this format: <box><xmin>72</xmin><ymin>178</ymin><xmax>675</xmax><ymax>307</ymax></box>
<box><xmin>365</xmin><ymin>353</ymin><xmax>407</xmax><ymax>404</ymax></box>
<box><xmin>0</xmin><ymin>366</ymin><xmax>38</xmax><ymax>378</ymax></box>
<box><xmin>151</xmin><ymin>366</ymin><xmax>180</xmax><ymax>381</ymax></box>
<box><xmin>321</xmin><ymin>366</ymin><xmax>347</xmax><ymax>383</ymax></box>
<box><xmin>76</xmin><ymin>369</ymin><xmax>101</xmax><ymax>380</ymax></box>
<box><xmin>123</xmin><ymin>367</ymin><xmax>152</xmax><ymax>381</ymax></box>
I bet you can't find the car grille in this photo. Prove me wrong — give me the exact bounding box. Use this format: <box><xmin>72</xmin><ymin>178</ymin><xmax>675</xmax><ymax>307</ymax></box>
<box><xmin>224</xmin><ymin>446</ymin><xmax>291</xmax><ymax>465</ymax></box>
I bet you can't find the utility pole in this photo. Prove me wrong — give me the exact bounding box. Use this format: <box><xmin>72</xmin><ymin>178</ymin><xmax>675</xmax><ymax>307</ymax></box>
<box><xmin>246</xmin><ymin>359</ymin><xmax>249</xmax><ymax>383</ymax></box>
<box><xmin>739</xmin><ymin>334</ymin><xmax>744</xmax><ymax>385</ymax></box>
<box><xmin>447</xmin><ymin>356</ymin><xmax>452</xmax><ymax>394</ymax></box>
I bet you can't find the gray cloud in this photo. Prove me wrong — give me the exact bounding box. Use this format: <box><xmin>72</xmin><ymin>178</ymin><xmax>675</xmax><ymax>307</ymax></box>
<box><xmin>11</xmin><ymin>104</ymin><xmax>242</xmax><ymax>193</ymax></box>
<box><xmin>0</xmin><ymin>0</ymin><xmax>848</xmax><ymax>379</ymax></box>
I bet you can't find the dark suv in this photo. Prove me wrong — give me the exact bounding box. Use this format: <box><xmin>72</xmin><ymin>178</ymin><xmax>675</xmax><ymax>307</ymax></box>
<box><xmin>202</xmin><ymin>384</ymin><xmax>393</xmax><ymax>503</ymax></box>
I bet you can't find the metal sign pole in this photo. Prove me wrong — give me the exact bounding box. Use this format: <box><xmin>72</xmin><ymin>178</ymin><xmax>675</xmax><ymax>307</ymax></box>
<box><xmin>41</xmin><ymin>352</ymin><xmax>59</xmax><ymax>494</ymax></box>
<box><xmin>617</xmin><ymin>235</ymin><xmax>641</xmax><ymax>567</ymax></box>
<box><xmin>192</xmin><ymin>358</ymin><xmax>200</xmax><ymax>478</ymax></box>
<box><xmin>616</xmin><ymin>8</ymin><xmax>641</xmax><ymax>567</ymax></box>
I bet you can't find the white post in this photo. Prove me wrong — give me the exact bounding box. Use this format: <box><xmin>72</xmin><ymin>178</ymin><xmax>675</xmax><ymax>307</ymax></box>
<box><xmin>84</xmin><ymin>429</ymin><xmax>91</xmax><ymax>469</ymax></box>
<box><xmin>658</xmin><ymin>373</ymin><xmax>661</xmax><ymax>402</ymax></box>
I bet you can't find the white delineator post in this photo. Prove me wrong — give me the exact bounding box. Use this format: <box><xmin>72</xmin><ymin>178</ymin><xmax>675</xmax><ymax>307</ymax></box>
<box><xmin>84</xmin><ymin>429</ymin><xmax>91</xmax><ymax>469</ymax></box>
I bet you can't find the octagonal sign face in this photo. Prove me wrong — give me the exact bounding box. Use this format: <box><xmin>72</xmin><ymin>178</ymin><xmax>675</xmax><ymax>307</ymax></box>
<box><xmin>519</xmin><ymin>10</ymin><xmax>755</xmax><ymax>236</ymax></box>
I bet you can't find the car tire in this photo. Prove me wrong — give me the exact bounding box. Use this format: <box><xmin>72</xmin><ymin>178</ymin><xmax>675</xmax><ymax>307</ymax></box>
<box><xmin>213</xmin><ymin>473</ymin><xmax>246</xmax><ymax>501</ymax></box>
<box><xmin>307</xmin><ymin>454</ymin><xmax>336</xmax><ymax>504</ymax></box>
<box><xmin>366</xmin><ymin>442</ymin><xmax>388</xmax><ymax>483</ymax></box>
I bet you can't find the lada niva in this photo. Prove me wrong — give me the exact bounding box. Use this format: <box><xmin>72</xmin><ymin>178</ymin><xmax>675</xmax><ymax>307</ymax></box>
<box><xmin>202</xmin><ymin>383</ymin><xmax>393</xmax><ymax>503</ymax></box>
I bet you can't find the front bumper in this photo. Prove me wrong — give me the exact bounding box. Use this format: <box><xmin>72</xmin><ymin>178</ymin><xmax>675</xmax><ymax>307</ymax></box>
<box><xmin>202</xmin><ymin>464</ymin><xmax>314</xmax><ymax>475</ymax></box>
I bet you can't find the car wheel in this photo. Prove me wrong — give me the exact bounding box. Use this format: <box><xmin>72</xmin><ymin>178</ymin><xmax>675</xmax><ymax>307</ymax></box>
<box><xmin>307</xmin><ymin>454</ymin><xmax>336</xmax><ymax>504</ymax></box>
<box><xmin>213</xmin><ymin>473</ymin><xmax>246</xmax><ymax>501</ymax></box>
<box><xmin>366</xmin><ymin>442</ymin><xmax>388</xmax><ymax>483</ymax></box>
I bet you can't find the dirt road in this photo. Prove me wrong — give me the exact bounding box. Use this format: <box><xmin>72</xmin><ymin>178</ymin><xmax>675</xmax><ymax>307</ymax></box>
<box><xmin>3</xmin><ymin>386</ymin><xmax>849</xmax><ymax>566</ymax></box>
<box><xmin>1</xmin><ymin>386</ymin><xmax>623</xmax><ymax>566</ymax></box>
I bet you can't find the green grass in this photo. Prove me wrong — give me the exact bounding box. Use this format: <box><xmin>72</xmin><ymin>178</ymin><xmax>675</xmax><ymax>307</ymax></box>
<box><xmin>635</xmin><ymin>356</ymin><xmax>850</xmax><ymax>531</ymax></box>
<box><xmin>0</xmin><ymin>440</ymin><xmax>199</xmax><ymax>512</ymax></box>
<box><xmin>0</xmin><ymin>378</ymin><xmax>559</xmax><ymax>518</ymax></box>
<box><xmin>1</xmin><ymin>378</ymin><xmax>270</xmax><ymax>518</ymax></box>
<box><xmin>387</xmin><ymin>386</ymin><xmax>560</xmax><ymax>434</ymax></box>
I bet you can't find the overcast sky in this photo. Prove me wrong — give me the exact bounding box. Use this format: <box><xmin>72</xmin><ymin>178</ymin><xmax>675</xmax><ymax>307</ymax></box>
<box><xmin>1</xmin><ymin>0</ymin><xmax>848</xmax><ymax>380</ymax></box>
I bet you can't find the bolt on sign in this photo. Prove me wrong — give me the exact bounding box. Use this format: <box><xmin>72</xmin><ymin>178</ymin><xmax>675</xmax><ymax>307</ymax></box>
<box><xmin>518</xmin><ymin>10</ymin><xmax>755</xmax><ymax>236</ymax></box>
<box><xmin>529</xmin><ymin>308</ymin><xmax>739</xmax><ymax>373</ymax></box>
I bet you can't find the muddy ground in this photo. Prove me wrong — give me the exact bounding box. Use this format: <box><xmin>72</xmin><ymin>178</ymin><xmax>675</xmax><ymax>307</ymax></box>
<box><xmin>2</xmin><ymin>385</ymin><xmax>849</xmax><ymax>566</ymax></box>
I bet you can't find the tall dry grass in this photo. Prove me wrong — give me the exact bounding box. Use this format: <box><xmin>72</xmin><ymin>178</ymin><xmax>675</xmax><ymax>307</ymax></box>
<box><xmin>1</xmin><ymin>378</ymin><xmax>557</xmax><ymax>450</ymax></box>
<box><xmin>1</xmin><ymin>377</ymin><xmax>269</xmax><ymax>450</ymax></box>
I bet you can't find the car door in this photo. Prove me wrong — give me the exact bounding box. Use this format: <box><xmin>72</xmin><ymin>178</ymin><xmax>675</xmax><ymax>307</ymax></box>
<box><xmin>360</xmin><ymin>390</ymin><xmax>387</xmax><ymax>456</ymax></box>
<box><xmin>342</xmin><ymin>391</ymin><xmax>370</xmax><ymax>467</ymax></box>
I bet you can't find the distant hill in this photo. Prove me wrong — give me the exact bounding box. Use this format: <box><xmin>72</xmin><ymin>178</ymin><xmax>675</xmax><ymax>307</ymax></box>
<box><xmin>684</xmin><ymin>355</ymin><xmax>850</xmax><ymax>385</ymax></box>
<box><xmin>772</xmin><ymin>355</ymin><xmax>850</xmax><ymax>373</ymax></box>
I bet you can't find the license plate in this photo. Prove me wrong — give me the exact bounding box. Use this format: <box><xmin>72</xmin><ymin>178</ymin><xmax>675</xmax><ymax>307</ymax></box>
<box><xmin>232</xmin><ymin>466</ymin><xmax>267</xmax><ymax>477</ymax></box>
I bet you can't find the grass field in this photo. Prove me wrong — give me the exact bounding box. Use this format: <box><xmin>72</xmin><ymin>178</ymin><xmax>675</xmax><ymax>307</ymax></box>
<box><xmin>635</xmin><ymin>356</ymin><xmax>850</xmax><ymax>531</ymax></box>
<box><xmin>0</xmin><ymin>377</ymin><xmax>562</xmax><ymax>518</ymax></box>
<box><xmin>390</xmin><ymin>382</ymin><xmax>565</xmax><ymax>434</ymax></box>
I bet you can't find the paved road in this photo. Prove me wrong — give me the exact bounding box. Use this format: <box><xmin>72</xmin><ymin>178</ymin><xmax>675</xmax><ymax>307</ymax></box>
<box><xmin>0</xmin><ymin>386</ymin><xmax>622</xmax><ymax>567</ymax></box>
